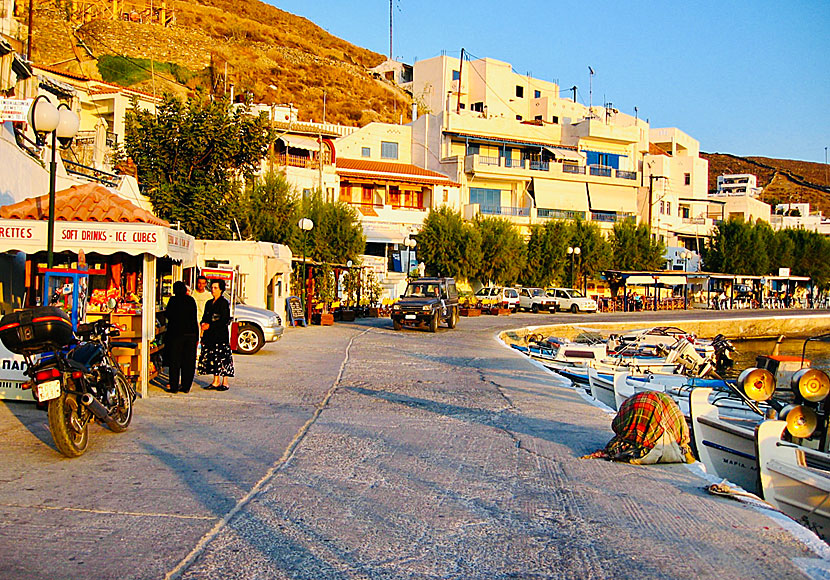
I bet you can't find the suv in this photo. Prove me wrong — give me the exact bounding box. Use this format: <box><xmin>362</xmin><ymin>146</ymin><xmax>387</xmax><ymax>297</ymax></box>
<box><xmin>519</xmin><ymin>287</ymin><xmax>558</xmax><ymax>313</ymax></box>
<box><xmin>547</xmin><ymin>288</ymin><xmax>598</xmax><ymax>313</ymax></box>
<box><xmin>233</xmin><ymin>302</ymin><xmax>284</xmax><ymax>354</ymax></box>
<box><xmin>475</xmin><ymin>286</ymin><xmax>520</xmax><ymax>311</ymax></box>
<box><xmin>391</xmin><ymin>277</ymin><xmax>459</xmax><ymax>332</ymax></box>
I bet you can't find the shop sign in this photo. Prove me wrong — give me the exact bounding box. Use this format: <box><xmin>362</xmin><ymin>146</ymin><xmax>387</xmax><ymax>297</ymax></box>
<box><xmin>0</xmin><ymin>98</ymin><xmax>32</xmax><ymax>123</ymax></box>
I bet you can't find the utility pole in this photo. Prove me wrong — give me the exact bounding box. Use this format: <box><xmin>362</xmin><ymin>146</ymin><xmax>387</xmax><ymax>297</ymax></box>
<box><xmin>389</xmin><ymin>0</ymin><xmax>393</xmax><ymax>60</ymax></box>
<box><xmin>570</xmin><ymin>86</ymin><xmax>577</xmax><ymax>102</ymax></box>
<box><xmin>456</xmin><ymin>48</ymin><xmax>465</xmax><ymax>115</ymax></box>
<box><xmin>26</xmin><ymin>0</ymin><xmax>34</xmax><ymax>60</ymax></box>
<box><xmin>648</xmin><ymin>174</ymin><xmax>666</xmax><ymax>237</ymax></box>
<box><xmin>588</xmin><ymin>66</ymin><xmax>594</xmax><ymax>117</ymax></box>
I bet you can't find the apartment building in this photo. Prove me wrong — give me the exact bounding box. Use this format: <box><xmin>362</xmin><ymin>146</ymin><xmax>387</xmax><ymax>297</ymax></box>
<box><xmin>640</xmin><ymin>128</ymin><xmax>714</xmax><ymax>251</ymax></box>
<box><xmin>716</xmin><ymin>173</ymin><xmax>762</xmax><ymax>197</ymax></box>
<box><xmin>409</xmin><ymin>55</ymin><xmax>652</xmax><ymax>235</ymax></box>
<box><xmin>708</xmin><ymin>171</ymin><xmax>771</xmax><ymax>225</ymax></box>
<box><xmin>770</xmin><ymin>203</ymin><xmax>830</xmax><ymax>234</ymax></box>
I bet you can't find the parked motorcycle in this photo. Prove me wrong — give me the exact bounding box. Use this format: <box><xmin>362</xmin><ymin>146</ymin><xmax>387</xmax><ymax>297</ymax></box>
<box><xmin>0</xmin><ymin>307</ymin><xmax>137</xmax><ymax>457</ymax></box>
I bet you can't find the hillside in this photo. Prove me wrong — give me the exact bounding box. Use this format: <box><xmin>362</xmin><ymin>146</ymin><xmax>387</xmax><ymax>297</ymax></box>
<box><xmin>702</xmin><ymin>152</ymin><xmax>830</xmax><ymax>216</ymax></box>
<box><xmin>24</xmin><ymin>0</ymin><xmax>410</xmax><ymax>126</ymax></box>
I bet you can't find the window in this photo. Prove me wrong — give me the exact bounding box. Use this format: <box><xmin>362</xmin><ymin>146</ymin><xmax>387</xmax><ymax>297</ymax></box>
<box><xmin>684</xmin><ymin>173</ymin><xmax>691</xmax><ymax>186</ymax></box>
<box><xmin>516</xmin><ymin>115</ymin><xmax>523</xmax><ymax>121</ymax></box>
<box><xmin>516</xmin><ymin>85</ymin><xmax>524</xmax><ymax>98</ymax></box>
<box><xmin>459</xmin><ymin>103</ymin><xmax>465</xmax><ymax>109</ymax></box>
<box><xmin>302</xmin><ymin>188</ymin><xmax>312</xmax><ymax>199</ymax></box>
<box><xmin>443</xmin><ymin>189</ymin><xmax>449</xmax><ymax>203</ymax></box>
<box><xmin>388</xmin><ymin>185</ymin><xmax>401</xmax><ymax>207</ymax></box>
<box><xmin>585</xmin><ymin>151</ymin><xmax>622</xmax><ymax>169</ymax></box>
<box><xmin>452</xmin><ymin>70</ymin><xmax>460</xmax><ymax>81</ymax></box>
<box><xmin>381</xmin><ymin>141</ymin><xmax>398</xmax><ymax>160</ymax></box>
<box><xmin>534</xmin><ymin>90</ymin><xmax>541</xmax><ymax>98</ymax></box>
<box><xmin>471</xmin><ymin>102</ymin><xmax>484</xmax><ymax>113</ymax></box>
<box><xmin>470</xmin><ymin>187</ymin><xmax>501</xmax><ymax>212</ymax></box>
<box><xmin>666</xmin><ymin>202</ymin><xmax>671</xmax><ymax>215</ymax></box>
<box><xmin>551</xmin><ymin>115</ymin><xmax>559</xmax><ymax>124</ymax></box>
<box><xmin>467</xmin><ymin>143</ymin><xmax>480</xmax><ymax>155</ymax></box>
<box><xmin>534</xmin><ymin>115</ymin><xmax>543</xmax><ymax>121</ymax></box>
<box><xmin>361</xmin><ymin>147</ymin><xmax>371</xmax><ymax>157</ymax></box>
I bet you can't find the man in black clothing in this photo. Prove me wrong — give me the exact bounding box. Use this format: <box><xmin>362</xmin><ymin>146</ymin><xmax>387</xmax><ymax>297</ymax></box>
<box><xmin>165</xmin><ymin>281</ymin><xmax>199</xmax><ymax>393</ymax></box>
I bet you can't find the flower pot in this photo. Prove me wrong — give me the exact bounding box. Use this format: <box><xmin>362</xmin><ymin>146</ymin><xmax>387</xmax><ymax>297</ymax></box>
<box><xmin>459</xmin><ymin>307</ymin><xmax>481</xmax><ymax>317</ymax></box>
<box><xmin>312</xmin><ymin>312</ymin><xmax>335</xmax><ymax>325</ymax></box>
<box><xmin>340</xmin><ymin>309</ymin><xmax>357</xmax><ymax>322</ymax></box>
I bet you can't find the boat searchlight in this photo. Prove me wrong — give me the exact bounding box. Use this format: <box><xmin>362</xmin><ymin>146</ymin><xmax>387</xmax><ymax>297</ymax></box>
<box><xmin>791</xmin><ymin>368</ymin><xmax>830</xmax><ymax>403</ymax></box>
<box><xmin>737</xmin><ymin>368</ymin><xmax>775</xmax><ymax>402</ymax></box>
<box><xmin>780</xmin><ymin>404</ymin><xmax>819</xmax><ymax>439</ymax></box>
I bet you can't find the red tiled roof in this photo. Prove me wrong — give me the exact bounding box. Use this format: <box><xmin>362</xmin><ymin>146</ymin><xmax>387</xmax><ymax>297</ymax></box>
<box><xmin>0</xmin><ymin>183</ymin><xmax>169</xmax><ymax>226</ymax></box>
<box><xmin>33</xmin><ymin>63</ymin><xmax>88</xmax><ymax>82</ymax></box>
<box><xmin>336</xmin><ymin>158</ymin><xmax>458</xmax><ymax>186</ymax></box>
<box><xmin>33</xmin><ymin>64</ymin><xmax>162</xmax><ymax>101</ymax></box>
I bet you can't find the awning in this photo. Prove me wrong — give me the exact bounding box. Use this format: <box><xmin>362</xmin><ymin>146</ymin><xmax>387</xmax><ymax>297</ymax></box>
<box><xmin>544</xmin><ymin>146</ymin><xmax>584</xmax><ymax>162</ymax></box>
<box><xmin>587</xmin><ymin>183</ymin><xmax>637</xmax><ymax>213</ymax></box>
<box><xmin>0</xmin><ymin>219</ymin><xmax>196</xmax><ymax>266</ymax></box>
<box><xmin>625</xmin><ymin>274</ymin><xmax>687</xmax><ymax>286</ymax></box>
<box><xmin>531</xmin><ymin>178</ymin><xmax>589</xmax><ymax>212</ymax></box>
<box><xmin>279</xmin><ymin>135</ymin><xmax>320</xmax><ymax>151</ymax></box>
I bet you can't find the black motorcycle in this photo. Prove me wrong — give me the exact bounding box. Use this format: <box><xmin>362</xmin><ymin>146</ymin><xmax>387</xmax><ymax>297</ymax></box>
<box><xmin>0</xmin><ymin>307</ymin><xmax>137</xmax><ymax>457</ymax></box>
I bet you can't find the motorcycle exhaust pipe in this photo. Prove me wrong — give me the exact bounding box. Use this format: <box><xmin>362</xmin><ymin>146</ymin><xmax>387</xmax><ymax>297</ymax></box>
<box><xmin>80</xmin><ymin>393</ymin><xmax>119</xmax><ymax>430</ymax></box>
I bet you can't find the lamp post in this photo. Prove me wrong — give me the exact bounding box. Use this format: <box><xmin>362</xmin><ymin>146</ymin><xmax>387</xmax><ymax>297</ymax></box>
<box><xmin>567</xmin><ymin>246</ymin><xmax>581</xmax><ymax>289</ymax></box>
<box><xmin>681</xmin><ymin>250</ymin><xmax>693</xmax><ymax>310</ymax></box>
<box><xmin>29</xmin><ymin>96</ymin><xmax>79</xmax><ymax>268</ymax></box>
<box><xmin>298</xmin><ymin>218</ymin><xmax>314</xmax><ymax>320</ymax></box>
<box><xmin>403</xmin><ymin>237</ymin><xmax>416</xmax><ymax>279</ymax></box>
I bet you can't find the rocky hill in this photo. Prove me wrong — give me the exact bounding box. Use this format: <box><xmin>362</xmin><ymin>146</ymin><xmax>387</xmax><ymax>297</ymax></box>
<box><xmin>703</xmin><ymin>152</ymin><xmax>830</xmax><ymax>216</ymax></box>
<box><xmin>25</xmin><ymin>0</ymin><xmax>410</xmax><ymax>126</ymax></box>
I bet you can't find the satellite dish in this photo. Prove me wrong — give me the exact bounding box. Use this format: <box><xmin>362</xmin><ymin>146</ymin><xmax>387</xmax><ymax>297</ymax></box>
<box><xmin>791</xmin><ymin>368</ymin><xmax>830</xmax><ymax>403</ymax></box>
<box><xmin>737</xmin><ymin>367</ymin><xmax>775</xmax><ymax>402</ymax></box>
<box><xmin>780</xmin><ymin>404</ymin><xmax>818</xmax><ymax>438</ymax></box>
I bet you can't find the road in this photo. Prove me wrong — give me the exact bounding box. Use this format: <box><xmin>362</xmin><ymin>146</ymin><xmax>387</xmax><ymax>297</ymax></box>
<box><xmin>1</xmin><ymin>309</ymin><xmax>829</xmax><ymax>579</ymax></box>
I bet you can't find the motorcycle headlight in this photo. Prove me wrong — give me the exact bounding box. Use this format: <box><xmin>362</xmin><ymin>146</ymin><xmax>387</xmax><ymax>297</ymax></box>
<box><xmin>393</xmin><ymin>304</ymin><xmax>400</xmax><ymax>310</ymax></box>
<box><xmin>422</xmin><ymin>305</ymin><xmax>431</xmax><ymax>311</ymax></box>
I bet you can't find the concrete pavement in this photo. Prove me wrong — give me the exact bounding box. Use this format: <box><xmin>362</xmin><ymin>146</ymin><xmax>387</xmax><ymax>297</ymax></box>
<box><xmin>1</xmin><ymin>310</ymin><xmax>829</xmax><ymax>579</ymax></box>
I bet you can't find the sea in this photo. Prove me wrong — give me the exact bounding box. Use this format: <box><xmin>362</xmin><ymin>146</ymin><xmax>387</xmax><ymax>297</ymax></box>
<box><xmin>732</xmin><ymin>337</ymin><xmax>830</xmax><ymax>370</ymax></box>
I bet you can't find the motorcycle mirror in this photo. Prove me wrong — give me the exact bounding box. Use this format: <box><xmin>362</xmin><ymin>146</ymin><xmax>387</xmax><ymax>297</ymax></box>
<box><xmin>779</xmin><ymin>404</ymin><xmax>818</xmax><ymax>438</ymax></box>
<box><xmin>737</xmin><ymin>367</ymin><xmax>775</xmax><ymax>402</ymax></box>
<box><xmin>791</xmin><ymin>368</ymin><xmax>830</xmax><ymax>403</ymax></box>
<box><xmin>107</xmin><ymin>298</ymin><xmax>117</xmax><ymax>310</ymax></box>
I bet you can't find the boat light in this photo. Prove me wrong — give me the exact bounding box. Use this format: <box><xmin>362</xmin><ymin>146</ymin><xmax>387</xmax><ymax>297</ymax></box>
<box><xmin>791</xmin><ymin>368</ymin><xmax>830</xmax><ymax>403</ymax></box>
<box><xmin>780</xmin><ymin>403</ymin><xmax>818</xmax><ymax>438</ymax></box>
<box><xmin>737</xmin><ymin>367</ymin><xmax>775</xmax><ymax>402</ymax></box>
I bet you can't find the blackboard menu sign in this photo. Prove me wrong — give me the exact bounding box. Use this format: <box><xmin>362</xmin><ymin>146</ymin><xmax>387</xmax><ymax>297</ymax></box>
<box><xmin>286</xmin><ymin>296</ymin><xmax>306</xmax><ymax>327</ymax></box>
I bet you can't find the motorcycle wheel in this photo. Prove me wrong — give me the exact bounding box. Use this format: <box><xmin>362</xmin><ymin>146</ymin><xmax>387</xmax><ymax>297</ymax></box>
<box><xmin>47</xmin><ymin>392</ymin><xmax>89</xmax><ymax>457</ymax></box>
<box><xmin>108</xmin><ymin>374</ymin><xmax>133</xmax><ymax>433</ymax></box>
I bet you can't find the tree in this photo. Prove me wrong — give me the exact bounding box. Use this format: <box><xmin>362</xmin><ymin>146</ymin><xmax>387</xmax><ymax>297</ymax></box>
<box><xmin>473</xmin><ymin>216</ymin><xmax>526</xmax><ymax>285</ymax></box>
<box><xmin>296</xmin><ymin>190</ymin><xmax>365</xmax><ymax>264</ymax></box>
<box><xmin>610</xmin><ymin>220</ymin><xmax>665</xmax><ymax>271</ymax></box>
<box><xmin>567</xmin><ymin>219</ymin><xmax>611</xmax><ymax>288</ymax></box>
<box><xmin>241</xmin><ymin>170</ymin><xmax>298</xmax><ymax>244</ymax></box>
<box><xmin>704</xmin><ymin>218</ymin><xmax>767</xmax><ymax>275</ymax></box>
<box><xmin>522</xmin><ymin>220</ymin><xmax>569</xmax><ymax>287</ymax></box>
<box><xmin>417</xmin><ymin>206</ymin><xmax>481</xmax><ymax>279</ymax></box>
<box><xmin>123</xmin><ymin>94</ymin><xmax>272</xmax><ymax>239</ymax></box>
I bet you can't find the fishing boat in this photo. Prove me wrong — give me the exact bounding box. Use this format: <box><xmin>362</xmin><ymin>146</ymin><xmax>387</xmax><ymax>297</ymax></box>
<box><xmin>757</xmin><ymin>420</ymin><xmax>830</xmax><ymax>542</ymax></box>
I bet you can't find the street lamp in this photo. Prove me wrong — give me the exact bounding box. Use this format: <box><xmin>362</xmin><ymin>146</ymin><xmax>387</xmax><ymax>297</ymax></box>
<box><xmin>681</xmin><ymin>250</ymin><xmax>693</xmax><ymax>310</ymax></box>
<box><xmin>567</xmin><ymin>246</ymin><xmax>581</xmax><ymax>289</ymax></box>
<box><xmin>298</xmin><ymin>218</ymin><xmax>314</xmax><ymax>319</ymax></box>
<box><xmin>403</xmin><ymin>237</ymin><xmax>416</xmax><ymax>279</ymax></box>
<box><xmin>29</xmin><ymin>96</ymin><xmax>79</xmax><ymax>268</ymax></box>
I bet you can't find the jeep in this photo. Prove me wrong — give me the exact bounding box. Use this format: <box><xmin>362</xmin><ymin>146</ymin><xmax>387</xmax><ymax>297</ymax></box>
<box><xmin>391</xmin><ymin>277</ymin><xmax>459</xmax><ymax>332</ymax></box>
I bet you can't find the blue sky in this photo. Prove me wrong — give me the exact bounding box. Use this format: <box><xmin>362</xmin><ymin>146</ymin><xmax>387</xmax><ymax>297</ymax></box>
<box><xmin>269</xmin><ymin>1</ymin><xmax>829</xmax><ymax>163</ymax></box>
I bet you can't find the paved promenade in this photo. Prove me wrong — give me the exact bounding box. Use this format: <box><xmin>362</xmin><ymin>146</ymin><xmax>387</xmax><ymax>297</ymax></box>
<box><xmin>2</xmin><ymin>310</ymin><xmax>830</xmax><ymax>579</ymax></box>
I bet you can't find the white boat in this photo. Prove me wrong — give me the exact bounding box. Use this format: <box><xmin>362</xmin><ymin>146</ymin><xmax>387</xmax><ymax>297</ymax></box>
<box><xmin>690</xmin><ymin>387</ymin><xmax>762</xmax><ymax>493</ymax></box>
<box><xmin>757</xmin><ymin>420</ymin><xmax>830</xmax><ymax>542</ymax></box>
<box><xmin>587</xmin><ymin>365</ymin><xmax>621</xmax><ymax>409</ymax></box>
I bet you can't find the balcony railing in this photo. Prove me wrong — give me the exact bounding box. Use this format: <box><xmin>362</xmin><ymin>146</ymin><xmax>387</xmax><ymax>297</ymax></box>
<box><xmin>589</xmin><ymin>165</ymin><xmax>612</xmax><ymax>177</ymax></box>
<box><xmin>562</xmin><ymin>164</ymin><xmax>585</xmax><ymax>174</ymax></box>
<box><xmin>479</xmin><ymin>156</ymin><xmax>500</xmax><ymax>166</ymax></box>
<box><xmin>616</xmin><ymin>170</ymin><xmax>637</xmax><ymax>180</ymax></box>
<box><xmin>63</xmin><ymin>160</ymin><xmax>121</xmax><ymax>188</ymax></box>
<box><xmin>276</xmin><ymin>153</ymin><xmax>328</xmax><ymax>169</ymax></box>
<box><xmin>591</xmin><ymin>211</ymin><xmax>635</xmax><ymax>223</ymax></box>
<box><xmin>537</xmin><ymin>208</ymin><xmax>586</xmax><ymax>220</ymax></box>
<box><xmin>681</xmin><ymin>217</ymin><xmax>708</xmax><ymax>225</ymax></box>
<box><xmin>528</xmin><ymin>160</ymin><xmax>549</xmax><ymax>171</ymax></box>
<box><xmin>480</xmin><ymin>205</ymin><xmax>531</xmax><ymax>217</ymax></box>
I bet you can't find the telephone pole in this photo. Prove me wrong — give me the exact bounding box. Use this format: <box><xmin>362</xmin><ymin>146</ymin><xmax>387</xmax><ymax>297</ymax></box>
<box><xmin>648</xmin><ymin>174</ymin><xmax>666</xmax><ymax>237</ymax></box>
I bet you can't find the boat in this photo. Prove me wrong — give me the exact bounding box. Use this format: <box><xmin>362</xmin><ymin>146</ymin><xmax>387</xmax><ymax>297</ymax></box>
<box><xmin>757</xmin><ymin>419</ymin><xmax>830</xmax><ymax>542</ymax></box>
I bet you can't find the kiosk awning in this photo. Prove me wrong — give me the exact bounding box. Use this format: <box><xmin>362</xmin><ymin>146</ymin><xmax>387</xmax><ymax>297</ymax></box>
<box><xmin>279</xmin><ymin>135</ymin><xmax>320</xmax><ymax>151</ymax></box>
<box><xmin>544</xmin><ymin>146</ymin><xmax>584</xmax><ymax>162</ymax></box>
<box><xmin>0</xmin><ymin>219</ymin><xmax>196</xmax><ymax>266</ymax></box>
<box><xmin>532</xmin><ymin>178</ymin><xmax>589</xmax><ymax>212</ymax></box>
<box><xmin>625</xmin><ymin>274</ymin><xmax>687</xmax><ymax>286</ymax></box>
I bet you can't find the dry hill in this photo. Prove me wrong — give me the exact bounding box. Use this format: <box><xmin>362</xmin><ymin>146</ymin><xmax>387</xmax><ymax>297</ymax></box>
<box><xmin>24</xmin><ymin>0</ymin><xmax>410</xmax><ymax>125</ymax></box>
<box><xmin>703</xmin><ymin>152</ymin><xmax>830</xmax><ymax>216</ymax></box>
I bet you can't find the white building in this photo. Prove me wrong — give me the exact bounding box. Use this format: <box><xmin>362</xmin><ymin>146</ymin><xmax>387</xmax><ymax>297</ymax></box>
<box><xmin>770</xmin><ymin>203</ymin><xmax>830</xmax><ymax>235</ymax></box>
<box><xmin>716</xmin><ymin>173</ymin><xmax>762</xmax><ymax>197</ymax></box>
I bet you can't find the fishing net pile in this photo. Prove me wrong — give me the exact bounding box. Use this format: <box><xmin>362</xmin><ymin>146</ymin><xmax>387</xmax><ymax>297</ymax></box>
<box><xmin>585</xmin><ymin>391</ymin><xmax>695</xmax><ymax>464</ymax></box>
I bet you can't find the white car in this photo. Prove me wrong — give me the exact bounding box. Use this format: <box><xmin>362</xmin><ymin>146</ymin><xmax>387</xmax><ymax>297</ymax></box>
<box><xmin>518</xmin><ymin>287</ymin><xmax>558</xmax><ymax>313</ymax></box>
<box><xmin>547</xmin><ymin>288</ymin><xmax>597</xmax><ymax>314</ymax></box>
<box><xmin>475</xmin><ymin>286</ymin><xmax>520</xmax><ymax>311</ymax></box>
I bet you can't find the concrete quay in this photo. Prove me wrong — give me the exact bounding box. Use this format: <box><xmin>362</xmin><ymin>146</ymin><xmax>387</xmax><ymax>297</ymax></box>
<box><xmin>1</xmin><ymin>309</ymin><xmax>829</xmax><ymax>579</ymax></box>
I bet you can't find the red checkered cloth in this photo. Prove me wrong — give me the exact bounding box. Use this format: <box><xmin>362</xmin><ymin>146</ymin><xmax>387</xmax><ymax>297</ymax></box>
<box><xmin>586</xmin><ymin>391</ymin><xmax>692</xmax><ymax>462</ymax></box>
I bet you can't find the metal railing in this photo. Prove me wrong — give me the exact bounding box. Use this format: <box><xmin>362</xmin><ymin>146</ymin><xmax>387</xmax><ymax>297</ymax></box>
<box><xmin>562</xmin><ymin>164</ymin><xmax>585</xmax><ymax>174</ymax></box>
<box><xmin>63</xmin><ymin>160</ymin><xmax>121</xmax><ymax>187</ymax></box>
<box><xmin>591</xmin><ymin>211</ymin><xmax>635</xmax><ymax>223</ymax></box>
<box><xmin>537</xmin><ymin>208</ymin><xmax>586</xmax><ymax>220</ymax></box>
<box><xmin>276</xmin><ymin>153</ymin><xmax>329</xmax><ymax>169</ymax></box>
<box><xmin>589</xmin><ymin>165</ymin><xmax>612</xmax><ymax>177</ymax></box>
<box><xmin>480</xmin><ymin>205</ymin><xmax>530</xmax><ymax>217</ymax></box>
<box><xmin>616</xmin><ymin>170</ymin><xmax>637</xmax><ymax>180</ymax></box>
<box><xmin>528</xmin><ymin>160</ymin><xmax>549</xmax><ymax>171</ymax></box>
<box><xmin>478</xmin><ymin>156</ymin><xmax>500</xmax><ymax>166</ymax></box>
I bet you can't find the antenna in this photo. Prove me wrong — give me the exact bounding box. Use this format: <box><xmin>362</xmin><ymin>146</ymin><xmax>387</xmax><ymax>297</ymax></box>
<box><xmin>389</xmin><ymin>0</ymin><xmax>393</xmax><ymax>60</ymax></box>
<box><xmin>570</xmin><ymin>86</ymin><xmax>577</xmax><ymax>102</ymax></box>
<box><xmin>588</xmin><ymin>66</ymin><xmax>594</xmax><ymax>117</ymax></box>
<box><xmin>634</xmin><ymin>106</ymin><xmax>638</xmax><ymax>123</ymax></box>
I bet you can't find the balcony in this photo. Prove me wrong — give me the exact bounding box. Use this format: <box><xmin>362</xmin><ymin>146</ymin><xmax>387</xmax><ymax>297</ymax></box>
<box><xmin>537</xmin><ymin>208</ymin><xmax>586</xmax><ymax>220</ymax></box>
<box><xmin>591</xmin><ymin>211</ymin><xmax>635</xmax><ymax>223</ymax></box>
<box><xmin>589</xmin><ymin>165</ymin><xmax>612</xmax><ymax>178</ymax></box>
<box><xmin>480</xmin><ymin>205</ymin><xmax>531</xmax><ymax>217</ymax></box>
<box><xmin>616</xmin><ymin>170</ymin><xmax>637</xmax><ymax>180</ymax></box>
<box><xmin>276</xmin><ymin>153</ymin><xmax>329</xmax><ymax>169</ymax></box>
<box><xmin>528</xmin><ymin>160</ymin><xmax>549</xmax><ymax>171</ymax></box>
<box><xmin>562</xmin><ymin>164</ymin><xmax>586</xmax><ymax>175</ymax></box>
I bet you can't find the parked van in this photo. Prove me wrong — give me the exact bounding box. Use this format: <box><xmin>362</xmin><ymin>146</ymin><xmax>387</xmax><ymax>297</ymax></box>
<box><xmin>546</xmin><ymin>288</ymin><xmax>598</xmax><ymax>313</ymax></box>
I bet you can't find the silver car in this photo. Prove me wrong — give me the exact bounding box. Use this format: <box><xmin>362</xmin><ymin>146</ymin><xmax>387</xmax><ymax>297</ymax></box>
<box><xmin>233</xmin><ymin>302</ymin><xmax>284</xmax><ymax>354</ymax></box>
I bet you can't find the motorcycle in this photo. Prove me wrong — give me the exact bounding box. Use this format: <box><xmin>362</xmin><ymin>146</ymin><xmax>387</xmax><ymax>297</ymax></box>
<box><xmin>0</xmin><ymin>307</ymin><xmax>137</xmax><ymax>457</ymax></box>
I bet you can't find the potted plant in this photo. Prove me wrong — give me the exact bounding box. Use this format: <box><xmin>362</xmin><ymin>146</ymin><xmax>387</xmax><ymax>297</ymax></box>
<box><xmin>312</xmin><ymin>264</ymin><xmax>336</xmax><ymax>325</ymax></box>
<box><xmin>364</xmin><ymin>271</ymin><xmax>382</xmax><ymax>317</ymax></box>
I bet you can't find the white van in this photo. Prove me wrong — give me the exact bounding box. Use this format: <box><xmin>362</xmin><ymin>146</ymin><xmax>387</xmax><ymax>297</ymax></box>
<box><xmin>547</xmin><ymin>288</ymin><xmax>598</xmax><ymax>313</ymax></box>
